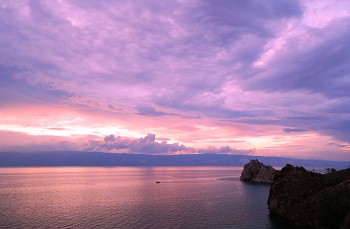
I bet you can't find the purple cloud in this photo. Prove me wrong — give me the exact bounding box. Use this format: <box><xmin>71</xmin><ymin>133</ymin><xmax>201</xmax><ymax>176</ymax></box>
<box><xmin>246</xmin><ymin>18</ymin><xmax>350</xmax><ymax>99</ymax></box>
<box><xmin>1</xmin><ymin>1</ymin><xmax>350</xmax><ymax>160</ymax></box>
<box><xmin>89</xmin><ymin>133</ymin><xmax>194</xmax><ymax>155</ymax></box>
<box><xmin>135</xmin><ymin>104</ymin><xmax>169</xmax><ymax>117</ymax></box>
<box><xmin>89</xmin><ymin>133</ymin><xmax>255</xmax><ymax>155</ymax></box>
<box><xmin>283</xmin><ymin>128</ymin><xmax>308</xmax><ymax>133</ymax></box>
<box><xmin>104</xmin><ymin>134</ymin><xmax>115</xmax><ymax>142</ymax></box>
<box><xmin>326</xmin><ymin>142</ymin><xmax>350</xmax><ymax>148</ymax></box>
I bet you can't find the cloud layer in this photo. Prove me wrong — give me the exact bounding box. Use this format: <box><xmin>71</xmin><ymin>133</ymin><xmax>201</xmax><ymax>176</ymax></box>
<box><xmin>0</xmin><ymin>0</ymin><xmax>350</xmax><ymax>160</ymax></box>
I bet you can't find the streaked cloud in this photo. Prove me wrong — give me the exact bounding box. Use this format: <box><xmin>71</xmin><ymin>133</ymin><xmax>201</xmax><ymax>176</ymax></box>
<box><xmin>0</xmin><ymin>0</ymin><xmax>350</xmax><ymax>160</ymax></box>
<box><xmin>283</xmin><ymin>128</ymin><xmax>308</xmax><ymax>133</ymax></box>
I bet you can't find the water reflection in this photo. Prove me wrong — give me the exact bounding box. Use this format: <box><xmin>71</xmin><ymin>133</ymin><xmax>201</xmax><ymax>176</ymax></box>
<box><xmin>0</xmin><ymin>167</ymin><xmax>307</xmax><ymax>228</ymax></box>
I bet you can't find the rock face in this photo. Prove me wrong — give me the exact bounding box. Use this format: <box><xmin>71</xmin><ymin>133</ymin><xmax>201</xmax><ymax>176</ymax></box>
<box><xmin>240</xmin><ymin>159</ymin><xmax>276</xmax><ymax>183</ymax></box>
<box><xmin>268</xmin><ymin>164</ymin><xmax>350</xmax><ymax>229</ymax></box>
<box><xmin>339</xmin><ymin>209</ymin><xmax>350</xmax><ymax>229</ymax></box>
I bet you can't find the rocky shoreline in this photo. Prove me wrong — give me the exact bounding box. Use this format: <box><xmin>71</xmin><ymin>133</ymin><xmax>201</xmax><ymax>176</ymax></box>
<box><xmin>240</xmin><ymin>160</ymin><xmax>350</xmax><ymax>228</ymax></box>
<box><xmin>267</xmin><ymin>164</ymin><xmax>350</xmax><ymax>229</ymax></box>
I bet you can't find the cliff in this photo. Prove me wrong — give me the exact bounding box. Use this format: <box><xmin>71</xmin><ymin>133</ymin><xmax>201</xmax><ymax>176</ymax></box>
<box><xmin>267</xmin><ymin>164</ymin><xmax>350</xmax><ymax>229</ymax></box>
<box><xmin>240</xmin><ymin>159</ymin><xmax>276</xmax><ymax>183</ymax></box>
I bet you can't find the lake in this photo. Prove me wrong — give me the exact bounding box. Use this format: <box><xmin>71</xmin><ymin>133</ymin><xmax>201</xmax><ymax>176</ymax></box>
<box><xmin>0</xmin><ymin>166</ymin><xmax>306</xmax><ymax>228</ymax></box>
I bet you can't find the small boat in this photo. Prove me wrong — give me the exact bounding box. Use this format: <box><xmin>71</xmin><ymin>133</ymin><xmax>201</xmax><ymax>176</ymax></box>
<box><xmin>156</xmin><ymin>181</ymin><xmax>160</xmax><ymax>183</ymax></box>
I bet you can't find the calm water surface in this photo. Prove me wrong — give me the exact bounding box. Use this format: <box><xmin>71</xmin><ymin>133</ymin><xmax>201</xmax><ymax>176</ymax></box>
<box><xmin>0</xmin><ymin>167</ymin><xmax>305</xmax><ymax>229</ymax></box>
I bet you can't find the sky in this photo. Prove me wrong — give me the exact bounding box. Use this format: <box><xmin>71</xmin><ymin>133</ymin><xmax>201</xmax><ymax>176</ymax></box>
<box><xmin>0</xmin><ymin>0</ymin><xmax>350</xmax><ymax>161</ymax></box>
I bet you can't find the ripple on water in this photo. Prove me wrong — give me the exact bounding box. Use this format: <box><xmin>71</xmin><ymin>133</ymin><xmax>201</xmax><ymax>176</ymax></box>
<box><xmin>0</xmin><ymin>167</ymin><xmax>306</xmax><ymax>229</ymax></box>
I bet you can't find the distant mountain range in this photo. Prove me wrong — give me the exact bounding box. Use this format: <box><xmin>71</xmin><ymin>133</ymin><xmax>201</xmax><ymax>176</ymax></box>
<box><xmin>0</xmin><ymin>151</ymin><xmax>349</xmax><ymax>168</ymax></box>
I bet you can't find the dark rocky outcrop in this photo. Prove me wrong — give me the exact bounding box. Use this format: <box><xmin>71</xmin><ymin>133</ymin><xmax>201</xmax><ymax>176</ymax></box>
<box><xmin>268</xmin><ymin>164</ymin><xmax>350</xmax><ymax>229</ymax></box>
<box><xmin>240</xmin><ymin>159</ymin><xmax>276</xmax><ymax>183</ymax></box>
<box><xmin>339</xmin><ymin>209</ymin><xmax>350</xmax><ymax>229</ymax></box>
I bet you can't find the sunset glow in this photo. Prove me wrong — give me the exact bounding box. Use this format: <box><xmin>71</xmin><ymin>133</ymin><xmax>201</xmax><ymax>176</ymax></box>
<box><xmin>1</xmin><ymin>0</ymin><xmax>350</xmax><ymax>160</ymax></box>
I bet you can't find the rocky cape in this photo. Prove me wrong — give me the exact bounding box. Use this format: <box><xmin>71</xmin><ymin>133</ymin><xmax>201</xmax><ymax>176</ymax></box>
<box><xmin>240</xmin><ymin>159</ymin><xmax>276</xmax><ymax>183</ymax></box>
<box><xmin>267</xmin><ymin>164</ymin><xmax>350</xmax><ymax>229</ymax></box>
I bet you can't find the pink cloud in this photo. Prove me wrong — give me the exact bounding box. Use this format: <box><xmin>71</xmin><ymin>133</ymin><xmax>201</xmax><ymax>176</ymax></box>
<box><xmin>0</xmin><ymin>1</ymin><xmax>350</xmax><ymax>161</ymax></box>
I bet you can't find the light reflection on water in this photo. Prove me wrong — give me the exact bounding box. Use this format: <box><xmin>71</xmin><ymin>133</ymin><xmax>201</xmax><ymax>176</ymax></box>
<box><xmin>0</xmin><ymin>167</ymin><xmax>305</xmax><ymax>229</ymax></box>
